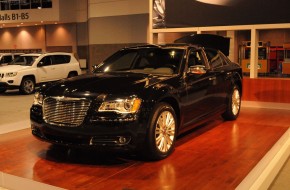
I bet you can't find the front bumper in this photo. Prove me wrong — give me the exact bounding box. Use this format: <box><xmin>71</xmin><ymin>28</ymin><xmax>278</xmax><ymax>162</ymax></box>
<box><xmin>0</xmin><ymin>82</ymin><xmax>19</xmax><ymax>90</ymax></box>
<box><xmin>30</xmin><ymin>106</ymin><xmax>148</xmax><ymax>152</ymax></box>
<box><xmin>0</xmin><ymin>75</ymin><xmax>21</xmax><ymax>89</ymax></box>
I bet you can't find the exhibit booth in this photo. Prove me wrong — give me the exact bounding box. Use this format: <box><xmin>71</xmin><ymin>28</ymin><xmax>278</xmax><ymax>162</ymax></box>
<box><xmin>0</xmin><ymin>0</ymin><xmax>290</xmax><ymax>189</ymax></box>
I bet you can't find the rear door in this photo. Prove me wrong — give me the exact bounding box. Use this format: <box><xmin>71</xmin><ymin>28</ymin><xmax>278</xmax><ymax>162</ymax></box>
<box><xmin>51</xmin><ymin>55</ymin><xmax>71</xmax><ymax>79</ymax></box>
<box><xmin>204</xmin><ymin>48</ymin><xmax>230</xmax><ymax>109</ymax></box>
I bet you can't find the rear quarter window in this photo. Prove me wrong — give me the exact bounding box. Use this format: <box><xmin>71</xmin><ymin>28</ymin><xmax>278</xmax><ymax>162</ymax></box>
<box><xmin>52</xmin><ymin>55</ymin><xmax>71</xmax><ymax>65</ymax></box>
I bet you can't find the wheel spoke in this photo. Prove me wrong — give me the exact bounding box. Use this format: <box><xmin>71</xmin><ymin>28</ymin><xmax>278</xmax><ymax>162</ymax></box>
<box><xmin>26</xmin><ymin>81</ymin><xmax>34</xmax><ymax>93</ymax></box>
<box><xmin>158</xmin><ymin>137</ymin><xmax>165</xmax><ymax>152</ymax></box>
<box><xmin>155</xmin><ymin>110</ymin><xmax>176</xmax><ymax>153</ymax></box>
<box><xmin>164</xmin><ymin>134</ymin><xmax>173</xmax><ymax>146</ymax></box>
<box><xmin>232</xmin><ymin>89</ymin><xmax>240</xmax><ymax>115</ymax></box>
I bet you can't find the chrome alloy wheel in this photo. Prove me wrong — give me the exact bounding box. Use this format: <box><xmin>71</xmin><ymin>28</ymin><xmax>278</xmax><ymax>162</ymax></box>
<box><xmin>155</xmin><ymin>111</ymin><xmax>176</xmax><ymax>153</ymax></box>
<box><xmin>23</xmin><ymin>79</ymin><xmax>35</xmax><ymax>94</ymax></box>
<box><xmin>232</xmin><ymin>88</ymin><xmax>241</xmax><ymax>116</ymax></box>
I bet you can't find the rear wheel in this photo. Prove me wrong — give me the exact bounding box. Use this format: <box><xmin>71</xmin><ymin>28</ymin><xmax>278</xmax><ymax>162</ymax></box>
<box><xmin>68</xmin><ymin>72</ymin><xmax>77</xmax><ymax>78</ymax></box>
<box><xmin>222</xmin><ymin>85</ymin><xmax>241</xmax><ymax>120</ymax></box>
<box><xmin>143</xmin><ymin>103</ymin><xmax>177</xmax><ymax>160</ymax></box>
<box><xmin>19</xmin><ymin>77</ymin><xmax>35</xmax><ymax>95</ymax></box>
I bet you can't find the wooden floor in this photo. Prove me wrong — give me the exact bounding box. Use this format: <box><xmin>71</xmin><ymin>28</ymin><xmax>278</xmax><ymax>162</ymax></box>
<box><xmin>0</xmin><ymin>106</ymin><xmax>290</xmax><ymax>190</ymax></box>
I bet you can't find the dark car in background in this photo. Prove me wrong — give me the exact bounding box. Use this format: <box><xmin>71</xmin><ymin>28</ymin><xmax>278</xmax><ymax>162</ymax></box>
<box><xmin>30</xmin><ymin>34</ymin><xmax>242</xmax><ymax>160</ymax></box>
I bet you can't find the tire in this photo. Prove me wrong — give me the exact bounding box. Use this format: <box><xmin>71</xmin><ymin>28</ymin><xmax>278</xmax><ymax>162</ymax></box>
<box><xmin>143</xmin><ymin>103</ymin><xmax>177</xmax><ymax>160</ymax></box>
<box><xmin>19</xmin><ymin>77</ymin><xmax>35</xmax><ymax>95</ymax></box>
<box><xmin>0</xmin><ymin>88</ymin><xmax>7</xmax><ymax>93</ymax></box>
<box><xmin>68</xmin><ymin>72</ymin><xmax>77</xmax><ymax>78</ymax></box>
<box><xmin>222</xmin><ymin>85</ymin><xmax>241</xmax><ymax>120</ymax></box>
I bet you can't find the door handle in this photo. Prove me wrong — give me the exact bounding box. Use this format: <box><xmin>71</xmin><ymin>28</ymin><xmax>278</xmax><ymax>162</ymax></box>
<box><xmin>209</xmin><ymin>77</ymin><xmax>216</xmax><ymax>81</ymax></box>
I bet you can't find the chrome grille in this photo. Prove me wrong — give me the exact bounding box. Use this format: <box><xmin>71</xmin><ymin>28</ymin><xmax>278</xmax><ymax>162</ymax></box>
<box><xmin>43</xmin><ymin>97</ymin><xmax>91</xmax><ymax>127</ymax></box>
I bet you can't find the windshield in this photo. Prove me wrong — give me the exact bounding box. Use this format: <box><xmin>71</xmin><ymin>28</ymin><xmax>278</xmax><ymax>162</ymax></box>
<box><xmin>93</xmin><ymin>48</ymin><xmax>185</xmax><ymax>75</ymax></box>
<box><xmin>8</xmin><ymin>55</ymin><xmax>38</xmax><ymax>66</ymax></box>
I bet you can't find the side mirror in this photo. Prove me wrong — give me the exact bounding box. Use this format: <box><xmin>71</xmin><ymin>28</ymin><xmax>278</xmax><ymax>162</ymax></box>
<box><xmin>37</xmin><ymin>62</ymin><xmax>44</xmax><ymax>67</ymax></box>
<box><xmin>92</xmin><ymin>65</ymin><xmax>98</xmax><ymax>73</ymax></box>
<box><xmin>188</xmin><ymin>65</ymin><xmax>206</xmax><ymax>74</ymax></box>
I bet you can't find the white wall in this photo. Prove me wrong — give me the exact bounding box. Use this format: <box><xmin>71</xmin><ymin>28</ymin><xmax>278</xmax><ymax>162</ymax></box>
<box><xmin>77</xmin><ymin>22</ymin><xmax>89</xmax><ymax>46</ymax></box>
<box><xmin>0</xmin><ymin>26</ymin><xmax>45</xmax><ymax>50</ymax></box>
<box><xmin>45</xmin><ymin>24</ymin><xmax>77</xmax><ymax>51</ymax></box>
<box><xmin>59</xmin><ymin>0</ymin><xmax>88</xmax><ymax>23</ymax></box>
<box><xmin>89</xmin><ymin>14</ymin><xmax>148</xmax><ymax>44</ymax></box>
<box><xmin>88</xmin><ymin>0</ymin><xmax>148</xmax><ymax>18</ymax></box>
<box><xmin>0</xmin><ymin>0</ymin><xmax>59</xmax><ymax>25</ymax></box>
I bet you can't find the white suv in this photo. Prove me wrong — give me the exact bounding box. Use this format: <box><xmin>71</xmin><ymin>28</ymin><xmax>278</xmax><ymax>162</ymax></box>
<box><xmin>0</xmin><ymin>52</ymin><xmax>82</xmax><ymax>94</ymax></box>
<box><xmin>0</xmin><ymin>53</ymin><xmax>23</xmax><ymax>66</ymax></box>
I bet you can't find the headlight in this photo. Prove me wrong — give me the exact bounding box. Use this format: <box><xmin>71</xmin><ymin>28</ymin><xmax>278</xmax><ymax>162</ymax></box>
<box><xmin>33</xmin><ymin>92</ymin><xmax>44</xmax><ymax>106</ymax></box>
<box><xmin>98</xmin><ymin>98</ymin><xmax>141</xmax><ymax>114</ymax></box>
<box><xmin>5</xmin><ymin>72</ymin><xmax>17</xmax><ymax>77</ymax></box>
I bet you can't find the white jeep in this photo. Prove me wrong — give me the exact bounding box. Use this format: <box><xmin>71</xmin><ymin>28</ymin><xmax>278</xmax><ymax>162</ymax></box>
<box><xmin>0</xmin><ymin>53</ymin><xmax>24</xmax><ymax>66</ymax></box>
<box><xmin>0</xmin><ymin>52</ymin><xmax>82</xmax><ymax>94</ymax></box>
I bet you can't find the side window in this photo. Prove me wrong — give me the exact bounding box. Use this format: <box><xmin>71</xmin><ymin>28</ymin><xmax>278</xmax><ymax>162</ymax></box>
<box><xmin>13</xmin><ymin>55</ymin><xmax>22</xmax><ymax>60</ymax></box>
<box><xmin>106</xmin><ymin>52</ymin><xmax>137</xmax><ymax>71</ymax></box>
<box><xmin>39</xmin><ymin>56</ymin><xmax>52</xmax><ymax>66</ymax></box>
<box><xmin>188</xmin><ymin>50</ymin><xmax>204</xmax><ymax>67</ymax></box>
<box><xmin>220</xmin><ymin>52</ymin><xmax>231</xmax><ymax>65</ymax></box>
<box><xmin>3</xmin><ymin>56</ymin><xmax>13</xmax><ymax>63</ymax></box>
<box><xmin>205</xmin><ymin>49</ymin><xmax>223</xmax><ymax>68</ymax></box>
<box><xmin>52</xmin><ymin>55</ymin><xmax>71</xmax><ymax>65</ymax></box>
<box><xmin>136</xmin><ymin>57</ymin><xmax>150</xmax><ymax>69</ymax></box>
<box><xmin>15</xmin><ymin>57</ymin><xmax>25</xmax><ymax>65</ymax></box>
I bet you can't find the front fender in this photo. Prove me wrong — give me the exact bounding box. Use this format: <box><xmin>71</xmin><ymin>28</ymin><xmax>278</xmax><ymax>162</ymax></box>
<box><xmin>140</xmin><ymin>83</ymin><xmax>181</xmax><ymax>128</ymax></box>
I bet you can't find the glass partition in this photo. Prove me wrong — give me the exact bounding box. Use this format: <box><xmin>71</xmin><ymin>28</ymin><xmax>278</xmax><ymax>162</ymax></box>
<box><xmin>0</xmin><ymin>0</ymin><xmax>52</xmax><ymax>10</ymax></box>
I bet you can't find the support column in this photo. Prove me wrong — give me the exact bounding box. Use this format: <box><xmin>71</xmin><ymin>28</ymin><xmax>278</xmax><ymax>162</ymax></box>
<box><xmin>226</xmin><ymin>30</ymin><xmax>236</xmax><ymax>62</ymax></box>
<box><xmin>250</xmin><ymin>29</ymin><xmax>259</xmax><ymax>78</ymax></box>
<box><xmin>148</xmin><ymin>0</ymin><xmax>153</xmax><ymax>43</ymax></box>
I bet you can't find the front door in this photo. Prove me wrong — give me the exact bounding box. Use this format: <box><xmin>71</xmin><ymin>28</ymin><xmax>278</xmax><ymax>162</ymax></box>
<box><xmin>37</xmin><ymin>56</ymin><xmax>54</xmax><ymax>82</ymax></box>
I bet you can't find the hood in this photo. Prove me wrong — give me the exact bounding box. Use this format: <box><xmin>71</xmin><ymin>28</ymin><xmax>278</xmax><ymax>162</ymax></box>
<box><xmin>0</xmin><ymin>65</ymin><xmax>31</xmax><ymax>72</ymax></box>
<box><xmin>42</xmin><ymin>72</ymin><xmax>171</xmax><ymax>98</ymax></box>
<box><xmin>174</xmin><ymin>34</ymin><xmax>230</xmax><ymax>56</ymax></box>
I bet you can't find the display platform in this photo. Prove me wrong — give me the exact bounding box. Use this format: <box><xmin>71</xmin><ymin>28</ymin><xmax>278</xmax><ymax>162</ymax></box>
<box><xmin>0</xmin><ymin>106</ymin><xmax>290</xmax><ymax>190</ymax></box>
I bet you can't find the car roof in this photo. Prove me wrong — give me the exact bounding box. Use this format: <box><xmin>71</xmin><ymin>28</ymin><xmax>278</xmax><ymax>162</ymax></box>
<box><xmin>20</xmin><ymin>52</ymin><xmax>72</xmax><ymax>56</ymax></box>
<box><xmin>20</xmin><ymin>53</ymin><xmax>42</xmax><ymax>56</ymax></box>
<box><xmin>123</xmin><ymin>43</ymin><xmax>198</xmax><ymax>50</ymax></box>
<box><xmin>125</xmin><ymin>34</ymin><xmax>230</xmax><ymax>56</ymax></box>
<box><xmin>0</xmin><ymin>53</ymin><xmax>24</xmax><ymax>55</ymax></box>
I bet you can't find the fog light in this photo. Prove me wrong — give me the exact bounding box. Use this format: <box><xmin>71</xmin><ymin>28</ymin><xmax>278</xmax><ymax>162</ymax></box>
<box><xmin>118</xmin><ymin>136</ymin><xmax>127</xmax><ymax>144</ymax></box>
<box><xmin>7</xmin><ymin>80</ymin><xmax>14</xmax><ymax>84</ymax></box>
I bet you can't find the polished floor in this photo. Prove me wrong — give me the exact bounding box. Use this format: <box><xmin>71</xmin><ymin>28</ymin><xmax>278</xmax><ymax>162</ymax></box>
<box><xmin>0</xmin><ymin>90</ymin><xmax>290</xmax><ymax>190</ymax></box>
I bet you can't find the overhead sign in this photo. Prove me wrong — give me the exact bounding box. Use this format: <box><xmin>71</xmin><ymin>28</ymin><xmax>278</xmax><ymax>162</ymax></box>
<box><xmin>0</xmin><ymin>12</ymin><xmax>29</xmax><ymax>21</ymax></box>
<box><xmin>0</xmin><ymin>1</ymin><xmax>60</xmax><ymax>24</ymax></box>
<box><xmin>153</xmin><ymin>0</ymin><xmax>290</xmax><ymax>28</ymax></box>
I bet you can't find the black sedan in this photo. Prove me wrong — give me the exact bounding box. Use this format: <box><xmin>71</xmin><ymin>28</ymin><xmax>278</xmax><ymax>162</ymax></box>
<box><xmin>30</xmin><ymin>34</ymin><xmax>242</xmax><ymax>160</ymax></box>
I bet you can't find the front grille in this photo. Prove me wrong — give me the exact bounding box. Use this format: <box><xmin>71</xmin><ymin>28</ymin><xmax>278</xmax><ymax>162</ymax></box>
<box><xmin>43</xmin><ymin>97</ymin><xmax>91</xmax><ymax>127</ymax></box>
<box><xmin>0</xmin><ymin>73</ymin><xmax>4</xmax><ymax>78</ymax></box>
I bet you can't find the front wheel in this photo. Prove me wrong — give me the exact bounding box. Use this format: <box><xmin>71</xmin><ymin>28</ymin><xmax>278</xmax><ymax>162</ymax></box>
<box><xmin>222</xmin><ymin>85</ymin><xmax>241</xmax><ymax>120</ymax></box>
<box><xmin>0</xmin><ymin>88</ymin><xmax>7</xmax><ymax>93</ymax></box>
<box><xmin>143</xmin><ymin>103</ymin><xmax>177</xmax><ymax>160</ymax></box>
<box><xmin>19</xmin><ymin>77</ymin><xmax>35</xmax><ymax>95</ymax></box>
